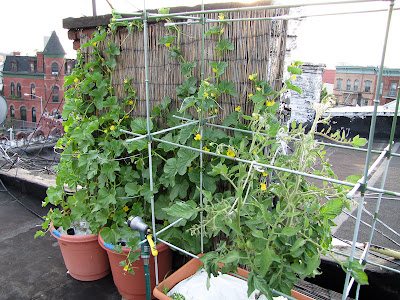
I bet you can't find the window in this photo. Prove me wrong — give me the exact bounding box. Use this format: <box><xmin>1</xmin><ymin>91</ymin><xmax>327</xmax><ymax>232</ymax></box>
<box><xmin>11</xmin><ymin>60</ymin><xmax>17</xmax><ymax>72</ymax></box>
<box><xmin>29</xmin><ymin>61</ymin><xmax>35</xmax><ymax>72</ymax></box>
<box><xmin>20</xmin><ymin>106</ymin><xmax>27</xmax><ymax>121</ymax></box>
<box><xmin>10</xmin><ymin>105</ymin><xmax>15</xmax><ymax>118</ymax></box>
<box><xmin>336</xmin><ymin>78</ymin><xmax>343</xmax><ymax>90</ymax></box>
<box><xmin>365</xmin><ymin>80</ymin><xmax>372</xmax><ymax>93</ymax></box>
<box><xmin>32</xmin><ymin>107</ymin><xmax>37</xmax><ymax>123</ymax></box>
<box><xmin>346</xmin><ymin>79</ymin><xmax>351</xmax><ymax>91</ymax></box>
<box><xmin>52</xmin><ymin>86</ymin><xmax>59</xmax><ymax>102</ymax></box>
<box><xmin>390</xmin><ymin>82</ymin><xmax>398</xmax><ymax>97</ymax></box>
<box><xmin>10</xmin><ymin>82</ymin><xmax>15</xmax><ymax>96</ymax></box>
<box><xmin>30</xmin><ymin>84</ymin><xmax>36</xmax><ymax>99</ymax></box>
<box><xmin>51</xmin><ymin>62</ymin><xmax>59</xmax><ymax>74</ymax></box>
<box><xmin>354</xmin><ymin>79</ymin><xmax>359</xmax><ymax>91</ymax></box>
<box><xmin>17</xmin><ymin>83</ymin><xmax>21</xmax><ymax>98</ymax></box>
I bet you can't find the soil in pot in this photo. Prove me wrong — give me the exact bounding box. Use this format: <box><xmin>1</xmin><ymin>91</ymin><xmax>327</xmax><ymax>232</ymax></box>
<box><xmin>50</xmin><ymin>224</ymin><xmax>111</xmax><ymax>281</ymax></box>
<box><xmin>98</xmin><ymin>230</ymin><xmax>172</xmax><ymax>300</ymax></box>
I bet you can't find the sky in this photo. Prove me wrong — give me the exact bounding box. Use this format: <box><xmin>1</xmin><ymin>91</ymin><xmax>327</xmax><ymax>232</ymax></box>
<box><xmin>0</xmin><ymin>0</ymin><xmax>399</xmax><ymax>69</ymax></box>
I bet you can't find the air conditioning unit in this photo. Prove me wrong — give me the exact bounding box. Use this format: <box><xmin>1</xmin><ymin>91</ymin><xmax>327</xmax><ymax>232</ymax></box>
<box><xmin>52</xmin><ymin>71</ymin><xmax>58</xmax><ymax>75</ymax></box>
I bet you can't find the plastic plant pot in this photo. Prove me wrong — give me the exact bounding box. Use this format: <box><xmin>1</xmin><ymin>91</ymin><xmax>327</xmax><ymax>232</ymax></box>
<box><xmin>153</xmin><ymin>256</ymin><xmax>314</xmax><ymax>300</ymax></box>
<box><xmin>98</xmin><ymin>228</ymin><xmax>172</xmax><ymax>300</ymax></box>
<box><xmin>50</xmin><ymin>223</ymin><xmax>110</xmax><ymax>281</ymax></box>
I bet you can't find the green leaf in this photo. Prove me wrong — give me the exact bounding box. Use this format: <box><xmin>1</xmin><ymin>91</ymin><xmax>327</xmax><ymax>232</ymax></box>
<box><xmin>255</xmin><ymin>247</ymin><xmax>273</xmax><ymax>277</ymax></box>
<box><xmin>286</xmin><ymin>80</ymin><xmax>302</xmax><ymax>94</ymax></box>
<box><xmin>352</xmin><ymin>135</ymin><xmax>368</xmax><ymax>147</ymax></box>
<box><xmin>208</xmin><ymin>162</ymin><xmax>228</xmax><ymax>177</ymax></box>
<box><xmin>218</xmin><ymin>80</ymin><xmax>237</xmax><ymax>97</ymax></box>
<box><xmin>215</xmin><ymin>38</ymin><xmax>234</xmax><ymax>51</ymax></box>
<box><xmin>222</xmin><ymin>111</ymin><xmax>238</xmax><ymax>127</ymax></box>
<box><xmin>169</xmin><ymin>179</ymin><xmax>189</xmax><ymax>201</ymax></box>
<box><xmin>157</xmin><ymin>35</ymin><xmax>176</xmax><ymax>45</ymax></box>
<box><xmin>205</xmin><ymin>26</ymin><xmax>221</xmax><ymax>36</ymax></box>
<box><xmin>179</xmin><ymin>96</ymin><xmax>197</xmax><ymax>112</ymax></box>
<box><xmin>346</xmin><ymin>174</ymin><xmax>362</xmax><ymax>185</ymax></box>
<box><xmin>280</xmin><ymin>227</ymin><xmax>300</xmax><ymax>236</ymax></box>
<box><xmin>104</xmin><ymin>43</ymin><xmax>120</xmax><ymax>56</ymax></box>
<box><xmin>164</xmin><ymin>158</ymin><xmax>178</xmax><ymax>178</ymax></box>
<box><xmin>209</xmin><ymin>61</ymin><xmax>228</xmax><ymax>76</ymax></box>
<box><xmin>162</xmin><ymin>200</ymin><xmax>198</xmax><ymax>220</ymax></box>
<box><xmin>130</xmin><ymin>117</ymin><xmax>152</xmax><ymax>134</ymax></box>
<box><xmin>106</xmin><ymin>57</ymin><xmax>117</xmax><ymax>68</ymax></box>
<box><xmin>287</xmin><ymin>65</ymin><xmax>303</xmax><ymax>75</ymax></box>
<box><xmin>161</xmin><ymin>96</ymin><xmax>172</xmax><ymax>109</ymax></box>
<box><xmin>290</xmin><ymin>238</ymin><xmax>306</xmax><ymax>252</ymax></box>
<box><xmin>320</xmin><ymin>198</ymin><xmax>343</xmax><ymax>219</ymax></box>
<box><xmin>180</xmin><ymin>61</ymin><xmax>197</xmax><ymax>77</ymax></box>
<box><xmin>176</xmin><ymin>77</ymin><xmax>198</xmax><ymax>100</ymax></box>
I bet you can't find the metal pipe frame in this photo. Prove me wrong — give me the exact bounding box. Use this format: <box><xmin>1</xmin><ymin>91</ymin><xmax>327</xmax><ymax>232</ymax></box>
<box><xmin>116</xmin><ymin>1</ymin><xmax>399</xmax><ymax>299</ymax></box>
<box><xmin>341</xmin><ymin>1</ymin><xmax>395</xmax><ymax>298</ymax></box>
<box><xmin>152</xmin><ymin>136</ymin><xmax>400</xmax><ymax>197</ymax></box>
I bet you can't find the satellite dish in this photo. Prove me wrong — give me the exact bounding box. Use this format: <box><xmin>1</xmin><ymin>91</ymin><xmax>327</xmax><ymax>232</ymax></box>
<box><xmin>0</xmin><ymin>96</ymin><xmax>7</xmax><ymax>123</ymax></box>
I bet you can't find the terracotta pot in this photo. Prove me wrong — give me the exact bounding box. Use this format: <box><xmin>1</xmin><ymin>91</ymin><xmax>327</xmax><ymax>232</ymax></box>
<box><xmin>98</xmin><ymin>229</ymin><xmax>172</xmax><ymax>300</ymax></box>
<box><xmin>153</xmin><ymin>256</ymin><xmax>314</xmax><ymax>300</ymax></box>
<box><xmin>50</xmin><ymin>224</ymin><xmax>110</xmax><ymax>281</ymax></box>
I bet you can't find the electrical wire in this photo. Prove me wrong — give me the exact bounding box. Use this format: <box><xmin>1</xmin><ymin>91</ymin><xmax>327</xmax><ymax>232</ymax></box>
<box><xmin>0</xmin><ymin>178</ymin><xmax>44</xmax><ymax>221</ymax></box>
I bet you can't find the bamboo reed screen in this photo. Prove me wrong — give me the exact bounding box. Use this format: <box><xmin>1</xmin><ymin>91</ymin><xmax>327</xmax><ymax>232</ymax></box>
<box><xmin>80</xmin><ymin>6</ymin><xmax>289</xmax><ymax>123</ymax></box>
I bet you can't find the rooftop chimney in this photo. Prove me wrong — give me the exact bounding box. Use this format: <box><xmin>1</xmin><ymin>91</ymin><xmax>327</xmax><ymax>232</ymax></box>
<box><xmin>37</xmin><ymin>52</ymin><xmax>44</xmax><ymax>72</ymax></box>
<box><xmin>13</xmin><ymin>51</ymin><xmax>21</xmax><ymax>56</ymax></box>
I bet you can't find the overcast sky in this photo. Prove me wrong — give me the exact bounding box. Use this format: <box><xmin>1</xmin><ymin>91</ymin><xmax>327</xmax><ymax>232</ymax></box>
<box><xmin>1</xmin><ymin>0</ymin><xmax>399</xmax><ymax>69</ymax></box>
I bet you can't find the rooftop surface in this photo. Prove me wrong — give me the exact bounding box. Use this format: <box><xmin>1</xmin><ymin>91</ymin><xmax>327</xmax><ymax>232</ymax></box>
<box><xmin>0</xmin><ymin>140</ymin><xmax>399</xmax><ymax>299</ymax></box>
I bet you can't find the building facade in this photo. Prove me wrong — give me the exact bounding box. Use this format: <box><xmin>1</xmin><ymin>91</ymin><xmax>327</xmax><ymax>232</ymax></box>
<box><xmin>333</xmin><ymin>66</ymin><xmax>399</xmax><ymax>106</ymax></box>
<box><xmin>2</xmin><ymin>31</ymin><xmax>75</xmax><ymax>123</ymax></box>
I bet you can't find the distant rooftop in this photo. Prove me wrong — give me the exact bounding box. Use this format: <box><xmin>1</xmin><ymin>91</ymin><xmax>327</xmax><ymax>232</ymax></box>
<box><xmin>43</xmin><ymin>31</ymin><xmax>66</xmax><ymax>56</ymax></box>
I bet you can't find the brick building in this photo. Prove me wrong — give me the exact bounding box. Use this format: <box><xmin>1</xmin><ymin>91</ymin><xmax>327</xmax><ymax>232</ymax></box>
<box><xmin>2</xmin><ymin>31</ymin><xmax>75</xmax><ymax>122</ymax></box>
<box><xmin>333</xmin><ymin>66</ymin><xmax>399</xmax><ymax>106</ymax></box>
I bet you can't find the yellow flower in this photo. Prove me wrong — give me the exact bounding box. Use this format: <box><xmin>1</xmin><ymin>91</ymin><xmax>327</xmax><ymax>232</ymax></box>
<box><xmin>248</xmin><ymin>73</ymin><xmax>257</xmax><ymax>81</ymax></box>
<box><xmin>203</xmin><ymin>146</ymin><xmax>210</xmax><ymax>152</ymax></box>
<box><xmin>218</xmin><ymin>14</ymin><xmax>225</xmax><ymax>20</ymax></box>
<box><xmin>292</xmin><ymin>75</ymin><xmax>296</xmax><ymax>80</ymax></box>
<box><xmin>262</xmin><ymin>172</ymin><xmax>268</xmax><ymax>176</ymax></box>
<box><xmin>123</xmin><ymin>265</ymin><xmax>129</xmax><ymax>271</ymax></box>
<box><xmin>110</xmin><ymin>125</ymin><xmax>115</xmax><ymax>131</ymax></box>
<box><xmin>248</xmin><ymin>94</ymin><xmax>253</xmax><ymax>98</ymax></box>
<box><xmin>256</xmin><ymin>87</ymin><xmax>262</xmax><ymax>92</ymax></box>
<box><xmin>124</xmin><ymin>115</ymin><xmax>129</xmax><ymax>119</ymax></box>
<box><xmin>104</xmin><ymin>129</ymin><xmax>108</xmax><ymax>133</ymax></box>
<box><xmin>194</xmin><ymin>134</ymin><xmax>202</xmax><ymax>141</ymax></box>
<box><xmin>110</xmin><ymin>213</ymin><xmax>114</xmax><ymax>218</ymax></box>
<box><xmin>227</xmin><ymin>149</ymin><xmax>235</xmax><ymax>157</ymax></box>
<box><xmin>260</xmin><ymin>183</ymin><xmax>267</xmax><ymax>191</ymax></box>
<box><xmin>252</xmin><ymin>113</ymin><xmax>259</xmax><ymax>119</ymax></box>
<box><xmin>124</xmin><ymin>79</ymin><xmax>128</xmax><ymax>83</ymax></box>
<box><xmin>123</xmin><ymin>205</ymin><xmax>129</xmax><ymax>212</ymax></box>
<box><xmin>74</xmin><ymin>78</ymin><xmax>79</xmax><ymax>83</ymax></box>
<box><xmin>212</xmin><ymin>68</ymin><xmax>218</xmax><ymax>73</ymax></box>
<box><xmin>214</xmin><ymin>108</ymin><xmax>218</xmax><ymax>113</ymax></box>
<box><xmin>291</xmin><ymin>62</ymin><xmax>295</xmax><ymax>67</ymax></box>
<box><xmin>266</xmin><ymin>101</ymin><xmax>275</xmax><ymax>106</ymax></box>
<box><xmin>211</xmin><ymin>93</ymin><xmax>216</xmax><ymax>97</ymax></box>
<box><xmin>188</xmin><ymin>167</ymin><xmax>193</xmax><ymax>172</ymax></box>
<box><xmin>128</xmin><ymin>100</ymin><xmax>133</xmax><ymax>105</ymax></box>
<box><xmin>165</xmin><ymin>43</ymin><xmax>171</xmax><ymax>47</ymax></box>
<box><xmin>203</xmin><ymin>92</ymin><xmax>209</xmax><ymax>97</ymax></box>
<box><xmin>92</xmin><ymin>42</ymin><xmax>97</xmax><ymax>46</ymax></box>
<box><xmin>235</xmin><ymin>106</ymin><xmax>241</xmax><ymax>112</ymax></box>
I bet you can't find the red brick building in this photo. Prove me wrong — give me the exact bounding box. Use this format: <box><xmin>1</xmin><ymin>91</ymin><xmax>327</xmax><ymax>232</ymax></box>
<box><xmin>333</xmin><ymin>66</ymin><xmax>399</xmax><ymax>106</ymax></box>
<box><xmin>2</xmin><ymin>31</ymin><xmax>75</xmax><ymax>122</ymax></box>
